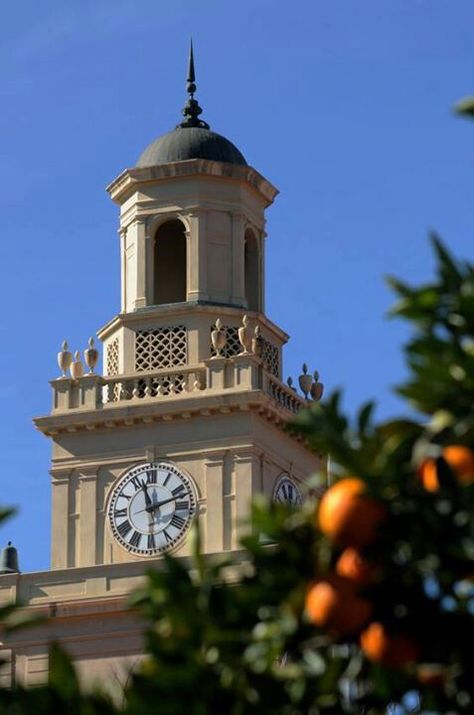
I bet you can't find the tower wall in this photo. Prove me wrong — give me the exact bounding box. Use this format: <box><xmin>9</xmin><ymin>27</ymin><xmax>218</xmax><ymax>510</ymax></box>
<box><xmin>0</xmin><ymin>91</ymin><xmax>326</xmax><ymax>692</ymax></box>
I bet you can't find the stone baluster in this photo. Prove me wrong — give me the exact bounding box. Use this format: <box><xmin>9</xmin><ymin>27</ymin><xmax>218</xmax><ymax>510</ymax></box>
<box><xmin>118</xmin><ymin>381</ymin><xmax>127</xmax><ymax>401</ymax></box>
<box><xmin>132</xmin><ymin>379</ymin><xmax>140</xmax><ymax>399</ymax></box>
<box><xmin>145</xmin><ymin>377</ymin><xmax>153</xmax><ymax>398</ymax></box>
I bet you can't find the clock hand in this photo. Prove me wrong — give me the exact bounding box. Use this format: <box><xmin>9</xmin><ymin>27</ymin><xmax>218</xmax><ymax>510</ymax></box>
<box><xmin>141</xmin><ymin>481</ymin><xmax>153</xmax><ymax>508</ymax></box>
<box><xmin>149</xmin><ymin>491</ymin><xmax>188</xmax><ymax>510</ymax></box>
<box><xmin>153</xmin><ymin>494</ymin><xmax>183</xmax><ymax>508</ymax></box>
<box><xmin>146</xmin><ymin>506</ymin><xmax>154</xmax><ymax>530</ymax></box>
<box><xmin>134</xmin><ymin>492</ymin><xmax>185</xmax><ymax>515</ymax></box>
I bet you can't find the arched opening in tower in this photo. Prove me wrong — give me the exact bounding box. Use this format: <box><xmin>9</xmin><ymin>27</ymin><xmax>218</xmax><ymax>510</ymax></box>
<box><xmin>244</xmin><ymin>229</ymin><xmax>259</xmax><ymax>311</ymax></box>
<box><xmin>153</xmin><ymin>220</ymin><xmax>187</xmax><ymax>305</ymax></box>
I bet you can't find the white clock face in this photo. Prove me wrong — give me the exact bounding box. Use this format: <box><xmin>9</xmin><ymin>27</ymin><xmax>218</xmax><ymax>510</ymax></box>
<box><xmin>273</xmin><ymin>474</ymin><xmax>302</xmax><ymax>506</ymax></box>
<box><xmin>108</xmin><ymin>462</ymin><xmax>197</xmax><ymax>556</ymax></box>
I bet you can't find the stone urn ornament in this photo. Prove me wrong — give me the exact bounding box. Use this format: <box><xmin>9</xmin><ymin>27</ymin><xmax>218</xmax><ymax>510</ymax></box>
<box><xmin>251</xmin><ymin>325</ymin><xmax>264</xmax><ymax>357</ymax></box>
<box><xmin>298</xmin><ymin>363</ymin><xmax>313</xmax><ymax>399</ymax></box>
<box><xmin>310</xmin><ymin>370</ymin><xmax>324</xmax><ymax>402</ymax></box>
<box><xmin>57</xmin><ymin>340</ymin><xmax>73</xmax><ymax>378</ymax></box>
<box><xmin>84</xmin><ymin>337</ymin><xmax>99</xmax><ymax>374</ymax></box>
<box><xmin>287</xmin><ymin>376</ymin><xmax>297</xmax><ymax>393</ymax></box>
<box><xmin>238</xmin><ymin>315</ymin><xmax>253</xmax><ymax>355</ymax></box>
<box><xmin>211</xmin><ymin>319</ymin><xmax>226</xmax><ymax>358</ymax></box>
<box><xmin>70</xmin><ymin>351</ymin><xmax>84</xmax><ymax>380</ymax></box>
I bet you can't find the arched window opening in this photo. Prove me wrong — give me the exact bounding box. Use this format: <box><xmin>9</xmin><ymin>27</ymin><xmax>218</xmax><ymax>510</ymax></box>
<box><xmin>245</xmin><ymin>230</ymin><xmax>260</xmax><ymax>311</ymax></box>
<box><xmin>153</xmin><ymin>220</ymin><xmax>187</xmax><ymax>305</ymax></box>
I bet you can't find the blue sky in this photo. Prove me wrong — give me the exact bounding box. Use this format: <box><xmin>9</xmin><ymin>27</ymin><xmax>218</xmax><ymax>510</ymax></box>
<box><xmin>0</xmin><ymin>0</ymin><xmax>473</xmax><ymax>571</ymax></box>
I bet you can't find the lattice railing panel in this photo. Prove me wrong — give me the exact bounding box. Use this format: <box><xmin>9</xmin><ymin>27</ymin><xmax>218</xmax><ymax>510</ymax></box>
<box><xmin>106</xmin><ymin>338</ymin><xmax>119</xmax><ymax>376</ymax></box>
<box><xmin>106</xmin><ymin>338</ymin><xmax>120</xmax><ymax>400</ymax></box>
<box><xmin>261</xmin><ymin>338</ymin><xmax>280</xmax><ymax>378</ymax></box>
<box><xmin>135</xmin><ymin>326</ymin><xmax>187</xmax><ymax>372</ymax></box>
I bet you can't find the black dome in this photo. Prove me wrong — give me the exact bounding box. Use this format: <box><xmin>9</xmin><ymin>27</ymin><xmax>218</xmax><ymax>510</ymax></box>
<box><xmin>136</xmin><ymin>126</ymin><xmax>247</xmax><ymax>168</ymax></box>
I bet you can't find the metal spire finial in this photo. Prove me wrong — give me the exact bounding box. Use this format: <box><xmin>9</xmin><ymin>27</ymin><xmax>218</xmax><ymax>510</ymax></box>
<box><xmin>179</xmin><ymin>39</ymin><xmax>210</xmax><ymax>130</ymax></box>
<box><xmin>187</xmin><ymin>39</ymin><xmax>196</xmax><ymax>89</ymax></box>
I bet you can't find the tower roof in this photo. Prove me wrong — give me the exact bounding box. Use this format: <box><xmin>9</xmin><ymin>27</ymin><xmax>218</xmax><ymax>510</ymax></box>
<box><xmin>136</xmin><ymin>42</ymin><xmax>247</xmax><ymax>168</ymax></box>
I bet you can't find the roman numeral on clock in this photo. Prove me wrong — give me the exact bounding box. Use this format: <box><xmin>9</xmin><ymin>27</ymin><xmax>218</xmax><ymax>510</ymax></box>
<box><xmin>130</xmin><ymin>476</ymin><xmax>142</xmax><ymax>491</ymax></box>
<box><xmin>170</xmin><ymin>513</ymin><xmax>185</xmax><ymax>530</ymax></box>
<box><xmin>110</xmin><ymin>464</ymin><xmax>194</xmax><ymax>555</ymax></box>
<box><xmin>172</xmin><ymin>485</ymin><xmax>185</xmax><ymax>498</ymax></box>
<box><xmin>117</xmin><ymin>520</ymin><xmax>132</xmax><ymax>538</ymax></box>
<box><xmin>146</xmin><ymin>470</ymin><xmax>157</xmax><ymax>484</ymax></box>
<box><xmin>129</xmin><ymin>531</ymin><xmax>141</xmax><ymax>548</ymax></box>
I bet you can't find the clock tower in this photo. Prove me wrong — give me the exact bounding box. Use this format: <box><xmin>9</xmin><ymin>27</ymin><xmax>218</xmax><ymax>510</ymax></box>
<box><xmin>0</xmin><ymin>46</ymin><xmax>324</xmax><ymax>688</ymax></box>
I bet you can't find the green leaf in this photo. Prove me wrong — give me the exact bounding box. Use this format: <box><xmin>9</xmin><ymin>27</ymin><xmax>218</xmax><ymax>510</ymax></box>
<box><xmin>48</xmin><ymin>642</ymin><xmax>80</xmax><ymax>700</ymax></box>
<box><xmin>2</xmin><ymin>607</ymin><xmax>44</xmax><ymax>633</ymax></box>
<box><xmin>430</xmin><ymin>232</ymin><xmax>463</xmax><ymax>289</ymax></box>
<box><xmin>357</xmin><ymin>401</ymin><xmax>375</xmax><ymax>436</ymax></box>
<box><xmin>454</xmin><ymin>95</ymin><xmax>474</xmax><ymax>118</ymax></box>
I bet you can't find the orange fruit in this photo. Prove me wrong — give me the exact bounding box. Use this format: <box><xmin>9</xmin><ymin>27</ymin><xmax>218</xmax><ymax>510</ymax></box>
<box><xmin>419</xmin><ymin>459</ymin><xmax>439</xmax><ymax>493</ymax></box>
<box><xmin>360</xmin><ymin>622</ymin><xmax>420</xmax><ymax>669</ymax></box>
<box><xmin>305</xmin><ymin>576</ymin><xmax>372</xmax><ymax>635</ymax></box>
<box><xmin>420</xmin><ymin>445</ymin><xmax>474</xmax><ymax>492</ymax></box>
<box><xmin>417</xmin><ymin>664</ymin><xmax>446</xmax><ymax>688</ymax></box>
<box><xmin>336</xmin><ymin>547</ymin><xmax>376</xmax><ymax>586</ymax></box>
<box><xmin>318</xmin><ymin>478</ymin><xmax>385</xmax><ymax>548</ymax></box>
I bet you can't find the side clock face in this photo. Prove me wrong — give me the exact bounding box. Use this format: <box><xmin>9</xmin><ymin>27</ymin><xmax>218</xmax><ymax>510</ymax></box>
<box><xmin>108</xmin><ymin>462</ymin><xmax>197</xmax><ymax>556</ymax></box>
<box><xmin>273</xmin><ymin>474</ymin><xmax>303</xmax><ymax>507</ymax></box>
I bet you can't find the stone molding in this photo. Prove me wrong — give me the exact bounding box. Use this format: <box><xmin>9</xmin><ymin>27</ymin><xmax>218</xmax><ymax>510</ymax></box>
<box><xmin>106</xmin><ymin>159</ymin><xmax>278</xmax><ymax>207</ymax></box>
<box><xmin>97</xmin><ymin>304</ymin><xmax>289</xmax><ymax>345</ymax></box>
<box><xmin>34</xmin><ymin>389</ymin><xmax>308</xmax><ymax>442</ymax></box>
<box><xmin>0</xmin><ymin>550</ymin><xmax>251</xmax><ymax>609</ymax></box>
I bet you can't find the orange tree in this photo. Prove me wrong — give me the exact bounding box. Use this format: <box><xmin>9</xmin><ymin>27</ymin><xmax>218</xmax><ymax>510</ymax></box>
<box><xmin>122</xmin><ymin>238</ymin><xmax>473</xmax><ymax>715</ymax></box>
<box><xmin>0</xmin><ymin>236</ymin><xmax>472</xmax><ymax>715</ymax></box>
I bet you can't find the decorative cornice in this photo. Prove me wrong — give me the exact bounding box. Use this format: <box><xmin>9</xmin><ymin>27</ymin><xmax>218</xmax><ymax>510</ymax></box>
<box><xmin>33</xmin><ymin>389</ymin><xmax>308</xmax><ymax>446</ymax></box>
<box><xmin>0</xmin><ymin>550</ymin><xmax>252</xmax><ymax>611</ymax></box>
<box><xmin>106</xmin><ymin>160</ymin><xmax>278</xmax><ymax>208</ymax></box>
<box><xmin>97</xmin><ymin>304</ymin><xmax>289</xmax><ymax>344</ymax></box>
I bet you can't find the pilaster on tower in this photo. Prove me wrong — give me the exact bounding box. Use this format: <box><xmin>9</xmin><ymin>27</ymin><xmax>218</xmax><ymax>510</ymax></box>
<box><xmin>107</xmin><ymin>159</ymin><xmax>277</xmax><ymax>316</ymax></box>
